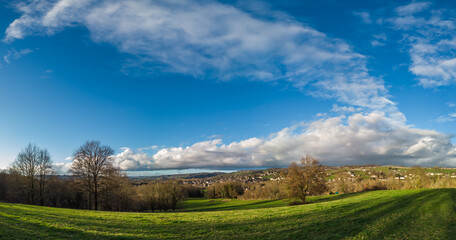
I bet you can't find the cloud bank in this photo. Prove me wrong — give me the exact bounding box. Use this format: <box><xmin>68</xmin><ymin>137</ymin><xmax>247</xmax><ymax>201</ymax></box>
<box><xmin>112</xmin><ymin>112</ymin><xmax>456</xmax><ymax>170</ymax></box>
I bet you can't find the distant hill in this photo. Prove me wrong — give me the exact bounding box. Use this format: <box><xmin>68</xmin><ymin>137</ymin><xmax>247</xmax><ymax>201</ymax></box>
<box><xmin>128</xmin><ymin>165</ymin><xmax>456</xmax><ymax>188</ymax></box>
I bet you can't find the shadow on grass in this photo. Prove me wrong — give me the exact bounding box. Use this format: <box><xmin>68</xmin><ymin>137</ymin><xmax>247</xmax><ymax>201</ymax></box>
<box><xmin>1</xmin><ymin>189</ymin><xmax>455</xmax><ymax>239</ymax></box>
<box><xmin>0</xmin><ymin>205</ymin><xmax>152</xmax><ymax>239</ymax></box>
<box><xmin>444</xmin><ymin>188</ymin><xmax>456</xmax><ymax>239</ymax></box>
<box><xmin>177</xmin><ymin>199</ymin><xmax>288</xmax><ymax>212</ymax></box>
<box><xmin>181</xmin><ymin>190</ymin><xmax>389</xmax><ymax>212</ymax></box>
<box><xmin>180</xmin><ymin>192</ymin><xmax>372</xmax><ymax>212</ymax></box>
<box><xmin>0</xmin><ymin>213</ymin><xmax>120</xmax><ymax>239</ymax></box>
<box><xmin>197</xmin><ymin>189</ymin><xmax>455</xmax><ymax>240</ymax></box>
<box><xmin>307</xmin><ymin>191</ymin><xmax>367</xmax><ymax>203</ymax></box>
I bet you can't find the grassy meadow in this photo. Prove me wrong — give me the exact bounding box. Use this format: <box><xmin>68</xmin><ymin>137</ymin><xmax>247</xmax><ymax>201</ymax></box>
<box><xmin>0</xmin><ymin>189</ymin><xmax>455</xmax><ymax>239</ymax></box>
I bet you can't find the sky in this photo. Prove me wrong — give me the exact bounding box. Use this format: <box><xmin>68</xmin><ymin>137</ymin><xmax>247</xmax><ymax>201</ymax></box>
<box><xmin>0</xmin><ymin>0</ymin><xmax>456</xmax><ymax>175</ymax></box>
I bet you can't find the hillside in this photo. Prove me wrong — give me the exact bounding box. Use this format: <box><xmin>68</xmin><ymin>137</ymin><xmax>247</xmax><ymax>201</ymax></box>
<box><xmin>1</xmin><ymin>189</ymin><xmax>455</xmax><ymax>239</ymax></box>
<box><xmin>129</xmin><ymin>165</ymin><xmax>456</xmax><ymax>188</ymax></box>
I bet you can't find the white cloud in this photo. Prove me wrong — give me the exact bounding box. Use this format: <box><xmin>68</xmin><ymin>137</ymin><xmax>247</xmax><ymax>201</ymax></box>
<box><xmin>373</xmin><ymin>33</ymin><xmax>387</xmax><ymax>41</ymax></box>
<box><xmin>386</xmin><ymin>2</ymin><xmax>433</xmax><ymax>31</ymax></box>
<box><xmin>408</xmin><ymin>38</ymin><xmax>456</xmax><ymax>87</ymax></box>
<box><xmin>113</xmin><ymin>147</ymin><xmax>154</xmax><ymax>170</ymax></box>
<box><xmin>3</xmin><ymin>48</ymin><xmax>33</xmax><ymax>63</ymax></box>
<box><xmin>353</xmin><ymin>11</ymin><xmax>372</xmax><ymax>24</ymax></box>
<box><xmin>385</xmin><ymin>2</ymin><xmax>456</xmax><ymax>87</ymax></box>
<box><xmin>137</xmin><ymin>145</ymin><xmax>158</xmax><ymax>151</ymax></box>
<box><xmin>52</xmin><ymin>162</ymin><xmax>72</xmax><ymax>174</ymax></box>
<box><xmin>434</xmin><ymin>103</ymin><xmax>456</xmax><ymax>122</ymax></box>
<box><xmin>331</xmin><ymin>104</ymin><xmax>362</xmax><ymax>113</ymax></box>
<box><xmin>371</xmin><ymin>40</ymin><xmax>385</xmax><ymax>47</ymax></box>
<box><xmin>207</xmin><ymin>134</ymin><xmax>223</xmax><ymax>139</ymax></box>
<box><xmin>434</xmin><ymin>115</ymin><xmax>456</xmax><ymax>123</ymax></box>
<box><xmin>371</xmin><ymin>33</ymin><xmax>387</xmax><ymax>47</ymax></box>
<box><xmin>112</xmin><ymin>112</ymin><xmax>456</xmax><ymax>170</ymax></box>
<box><xmin>4</xmin><ymin>0</ymin><xmax>396</xmax><ymax>113</ymax></box>
<box><xmin>395</xmin><ymin>2</ymin><xmax>431</xmax><ymax>16</ymax></box>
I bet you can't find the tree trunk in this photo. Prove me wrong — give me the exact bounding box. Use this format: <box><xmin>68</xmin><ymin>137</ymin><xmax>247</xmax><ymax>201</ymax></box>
<box><xmin>94</xmin><ymin>178</ymin><xmax>98</xmax><ymax>211</ymax></box>
<box><xmin>88</xmin><ymin>191</ymin><xmax>92</xmax><ymax>210</ymax></box>
<box><xmin>39</xmin><ymin>176</ymin><xmax>44</xmax><ymax>206</ymax></box>
<box><xmin>39</xmin><ymin>189</ymin><xmax>44</xmax><ymax>206</ymax></box>
<box><xmin>30</xmin><ymin>176</ymin><xmax>35</xmax><ymax>205</ymax></box>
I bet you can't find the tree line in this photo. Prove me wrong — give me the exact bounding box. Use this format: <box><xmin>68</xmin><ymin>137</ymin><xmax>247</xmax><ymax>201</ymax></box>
<box><xmin>0</xmin><ymin>141</ymin><xmax>195</xmax><ymax>211</ymax></box>
<box><xmin>0</xmin><ymin>141</ymin><xmax>329</xmax><ymax>211</ymax></box>
<box><xmin>3</xmin><ymin>141</ymin><xmax>450</xmax><ymax>212</ymax></box>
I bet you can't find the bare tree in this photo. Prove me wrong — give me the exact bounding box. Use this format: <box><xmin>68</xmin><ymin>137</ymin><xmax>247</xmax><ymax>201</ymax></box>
<box><xmin>37</xmin><ymin>149</ymin><xmax>53</xmax><ymax>206</ymax></box>
<box><xmin>410</xmin><ymin>166</ymin><xmax>431</xmax><ymax>189</ymax></box>
<box><xmin>70</xmin><ymin>140</ymin><xmax>115</xmax><ymax>210</ymax></box>
<box><xmin>285</xmin><ymin>155</ymin><xmax>328</xmax><ymax>203</ymax></box>
<box><xmin>11</xmin><ymin>143</ymin><xmax>53</xmax><ymax>205</ymax></box>
<box><xmin>11</xmin><ymin>143</ymin><xmax>39</xmax><ymax>204</ymax></box>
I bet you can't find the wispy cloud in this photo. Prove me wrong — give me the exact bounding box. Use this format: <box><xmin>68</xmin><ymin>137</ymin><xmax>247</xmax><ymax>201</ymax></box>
<box><xmin>371</xmin><ymin>40</ymin><xmax>385</xmax><ymax>47</ymax></box>
<box><xmin>384</xmin><ymin>1</ymin><xmax>456</xmax><ymax>87</ymax></box>
<box><xmin>3</xmin><ymin>48</ymin><xmax>33</xmax><ymax>63</ymax></box>
<box><xmin>395</xmin><ymin>1</ymin><xmax>431</xmax><ymax>16</ymax></box>
<box><xmin>353</xmin><ymin>11</ymin><xmax>372</xmax><ymax>24</ymax></box>
<box><xmin>4</xmin><ymin>0</ymin><xmax>398</xmax><ymax>115</ymax></box>
<box><xmin>434</xmin><ymin>115</ymin><xmax>456</xmax><ymax>123</ymax></box>
<box><xmin>137</xmin><ymin>145</ymin><xmax>158</xmax><ymax>151</ymax></box>
<box><xmin>331</xmin><ymin>104</ymin><xmax>362</xmax><ymax>113</ymax></box>
<box><xmin>434</xmin><ymin>103</ymin><xmax>456</xmax><ymax>122</ymax></box>
<box><xmin>371</xmin><ymin>33</ymin><xmax>387</xmax><ymax>47</ymax></box>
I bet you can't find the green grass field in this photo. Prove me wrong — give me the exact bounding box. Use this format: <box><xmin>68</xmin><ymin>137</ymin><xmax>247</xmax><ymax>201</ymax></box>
<box><xmin>1</xmin><ymin>189</ymin><xmax>455</xmax><ymax>239</ymax></box>
<box><xmin>176</xmin><ymin>198</ymin><xmax>290</xmax><ymax>211</ymax></box>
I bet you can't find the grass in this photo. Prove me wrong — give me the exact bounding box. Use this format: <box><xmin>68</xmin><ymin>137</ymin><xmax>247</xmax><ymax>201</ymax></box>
<box><xmin>0</xmin><ymin>189</ymin><xmax>455</xmax><ymax>239</ymax></box>
<box><xmin>177</xmin><ymin>198</ymin><xmax>290</xmax><ymax>211</ymax></box>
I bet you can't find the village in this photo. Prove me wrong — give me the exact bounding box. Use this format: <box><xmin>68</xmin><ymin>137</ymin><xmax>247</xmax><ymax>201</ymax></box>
<box><xmin>131</xmin><ymin>165</ymin><xmax>456</xmax><ymax>189</ymax></box>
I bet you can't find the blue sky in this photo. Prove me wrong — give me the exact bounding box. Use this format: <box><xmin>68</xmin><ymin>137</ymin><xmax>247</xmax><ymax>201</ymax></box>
<box><xmin>0</xmin><ymin>0</ymin><xmax>455</xmax><ymax>174</ymax></box>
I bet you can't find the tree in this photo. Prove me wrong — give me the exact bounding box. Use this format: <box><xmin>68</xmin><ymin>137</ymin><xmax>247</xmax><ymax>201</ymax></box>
<box><xmin>70</xmin><ymin>140</ymin><xmax>115</xmax><ymax>210</ymax></box>
<box><xmin>12</xmin><ymin>143</ymin><xmax>40</xmax><ymax>204</ymax></box>
<box><xmin>410</xmin><ymin>166</ymin><xmax>431</xmax><ymax>189</ymax></box>
<box><xmin>99</xmin><ymin>167</ymin><xmax>133</xmax><ymax>211</ymax></box>
<box><xmin>285</xmin><ymin>155</ymin><xmax>328</xmax><ymax>203</ymax></box>
<box><xmin>11</xmin><ymin>143</ymin><xmax>53</xmax><ymax>205</ymax></box>
<box><xmin>206</xmin><ymin>181</ymin><xmax>244</xmax><ymax>199</ymax></box>
<box><xmin>0</xmin><ymin>170</ymin><xmax>11</xmax><ymax>201</ymax></box>
<box><xmin>165</xmin><ymin>181</ymin><xmax>184</xmax><ymax>211</ymax></box>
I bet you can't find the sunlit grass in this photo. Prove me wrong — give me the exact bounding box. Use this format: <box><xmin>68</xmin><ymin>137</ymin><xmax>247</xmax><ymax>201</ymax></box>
<box><xmin>0</xmin><ymin>189</ymin><xmax>455</xmax><ymax>239</ymax></box>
